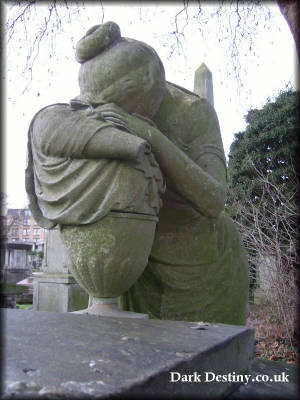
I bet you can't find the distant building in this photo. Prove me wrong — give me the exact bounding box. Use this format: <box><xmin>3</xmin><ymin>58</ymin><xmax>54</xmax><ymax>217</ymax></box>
<box><xmin>6</xmin><ymin>209</ymin><xmax>46</xmax><ymax>245</ymax></box>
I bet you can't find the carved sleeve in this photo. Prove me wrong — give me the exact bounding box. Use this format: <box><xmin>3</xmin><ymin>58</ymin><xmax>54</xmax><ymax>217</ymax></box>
<box><xmin>32</xmin><ymin>104</ymin><xmax>149</xmax><ymax>162</ymax></box>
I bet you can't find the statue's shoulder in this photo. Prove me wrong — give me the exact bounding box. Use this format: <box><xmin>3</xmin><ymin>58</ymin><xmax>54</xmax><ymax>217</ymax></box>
<box><xmin>29</xmin><ymin>103</ymin><xmax>70</xmax><ymax>132</ymax></box>
<box><xmin>166</xmin><ymin>81</ymin><xmax>215</xmax><ymax>115</ymax></box>
<box><xmin>166</xmin><ymin>81</ymin><xmax>200</xmax><ymax>99</ymax></box>
<box><xmin>163</xmin><ymin>82</ymin><xmax>222</xmax><ymax>150</ymax></box>
<box><xmin>32</xmin><ymin>103</ymin><xmax>70</xmax><ymax>122</ymax></box>
<box><xmin>166</xmin><ymin>81</ymin><xmax>218</xmax><ymax>129</ymax></box>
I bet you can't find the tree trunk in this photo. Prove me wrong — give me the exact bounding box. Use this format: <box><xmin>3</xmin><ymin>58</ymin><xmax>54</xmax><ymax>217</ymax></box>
<box><xmin>277</xmin><ymin>0</ymin><xmax>300</xmax><ymax>60</ymax></box>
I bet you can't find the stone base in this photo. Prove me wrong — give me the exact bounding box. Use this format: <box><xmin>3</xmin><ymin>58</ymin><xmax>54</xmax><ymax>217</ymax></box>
<box><xmin>32</xmin><ymin>228</ymin><xmax>89</xmax><ymax>313</ymax></box>
<box><xmin>4</xmin><ymin>309</ymin><xmax>254</xmax><ymax>399</ymax></box>
<box><xmin>73</xmin><ymin>301</ymin><xmax>149</xmax><ymax>318</ymax></box>
<box><xmin>33</xmin><ymin>272</ymin><xmax>88</xmax><ymax>312</ymax></box>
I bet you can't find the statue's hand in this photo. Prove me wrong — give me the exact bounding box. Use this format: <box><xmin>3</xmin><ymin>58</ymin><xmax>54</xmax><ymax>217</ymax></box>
<box><xmin>95</xmin><ymin>103</ymin><xmax>156</xmax><ymax>144</ymax></box>
<box><xmin>94</xmin><ymin>103</ymin><xmax>128</xmax><ymax>129</ymax></box>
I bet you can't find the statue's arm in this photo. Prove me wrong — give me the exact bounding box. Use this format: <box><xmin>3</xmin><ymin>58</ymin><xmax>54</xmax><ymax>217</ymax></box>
<box><xmin>32</xmin><ymin>105</ymin><xmax>150</xmax><ymax>162</ymax></box>
<box><xmin>146</xmin><ymin>127</ymin><xmax>226</xmax><ymax>218</ymax></box>
<box><xmin>82</xmin><ymin>126</ymin><xmax>150</xmax><ymax>162</ymax></box>
<box><xmin>98</xmin><ymin>103</ymin><xmax>226</xmax><ymax>218</ymax></box>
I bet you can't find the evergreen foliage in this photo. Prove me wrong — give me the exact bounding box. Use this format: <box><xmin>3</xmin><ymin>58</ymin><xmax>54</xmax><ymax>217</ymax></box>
<box><xmin>228</xmin><ymin>89</ymin><xmax>299</xmax><ymax>203</ymax></box>
<box><xmin>227</xmin><ymin>90</ymin><xmax>299</xmax><ymax>344</ymax></box>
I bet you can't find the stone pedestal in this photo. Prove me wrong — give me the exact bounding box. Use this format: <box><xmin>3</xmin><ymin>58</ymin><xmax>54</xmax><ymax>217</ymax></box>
<box><xmin>33</xmin><ymin>273</ymin><xmax>88</xmax><ymax>313</ymax></box>
<box><xmin>4</xmin><ymin>309</ymin><xmax>254</xmax><ymax>399</ymax></box>
<box><xmin>33</xmin><ymin>228</ymin><xmax>88</xmax><ymax>312</ymax></box>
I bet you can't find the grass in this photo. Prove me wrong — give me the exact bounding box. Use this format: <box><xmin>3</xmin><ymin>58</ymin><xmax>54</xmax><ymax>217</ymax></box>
<box><xmin>0</xmin><ymin>283</ymin><xmax>29</xmax><ymax>295</ymax></box>
<box><xmin>17</xmin><ymin>304</ymin><xmax>32</xmax><ymax>310</ymax></box>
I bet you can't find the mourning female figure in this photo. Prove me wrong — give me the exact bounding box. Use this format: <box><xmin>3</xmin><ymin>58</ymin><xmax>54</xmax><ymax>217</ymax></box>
<box><xmin>26</xmin><ymin>22</ymin><xmax>249</xmax><ymax>324</ymax></box>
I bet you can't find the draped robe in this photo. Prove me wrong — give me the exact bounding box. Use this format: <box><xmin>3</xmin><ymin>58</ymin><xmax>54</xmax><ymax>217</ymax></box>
<box><xmin>120</xmin><ymin>82</ymin><xmax>249</xmax><ymax>325</ymax></box>
<box><xmin>26</xmin><ymin>102</ymin><xmax>164</xmax><ymax>228</ymax></box>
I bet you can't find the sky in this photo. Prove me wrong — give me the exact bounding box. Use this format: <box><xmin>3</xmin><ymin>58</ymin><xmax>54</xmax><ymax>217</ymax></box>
<box><xmin>4</xmin><ymin>2</ymin><xmax>298</xmax><ymax>210</ymax></box>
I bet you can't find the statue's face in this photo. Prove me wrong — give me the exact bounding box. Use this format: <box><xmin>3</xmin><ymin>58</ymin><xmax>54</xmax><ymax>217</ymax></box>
<box><xmin>78</xmin><ymin>39</ymin><xmax>166</xmax><ymax>119</ymax></box>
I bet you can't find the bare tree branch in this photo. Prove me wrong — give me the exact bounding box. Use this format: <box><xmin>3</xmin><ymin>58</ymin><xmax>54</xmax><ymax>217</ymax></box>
<box><xmin>228</xmin><ymin>156</ymin><xmax>299</xmax><ymax>346</ymax></box>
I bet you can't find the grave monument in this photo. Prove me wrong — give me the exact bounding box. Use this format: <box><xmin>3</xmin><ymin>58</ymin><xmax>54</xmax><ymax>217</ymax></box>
<box><xmin>7</xmin><ymin>21</ymin><xmax>296</xmax><ymax>400</ymax></box>
<box><xmin>26</xmin><ymin>21</ymin><xmax>249</xmax><ymax>323</ymax></box>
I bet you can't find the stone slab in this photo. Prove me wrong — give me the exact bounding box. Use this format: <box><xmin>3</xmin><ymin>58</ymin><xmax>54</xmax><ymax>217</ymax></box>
<box><xmin>3</xmin><ymin>309</ymin><xmax>254</xmax><ymax>399</ymax></box>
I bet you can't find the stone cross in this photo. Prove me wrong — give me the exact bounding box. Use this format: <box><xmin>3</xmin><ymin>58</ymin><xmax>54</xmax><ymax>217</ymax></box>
<box><xmin>194</xmin><ymin>63</ymin><xmax>214</xmax><ymax>106</ymax></box>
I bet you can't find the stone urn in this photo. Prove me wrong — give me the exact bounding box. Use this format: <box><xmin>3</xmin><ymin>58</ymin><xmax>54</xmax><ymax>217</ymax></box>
<box><xmin>59</xmin><ymin>211</ymin><xmax>158</xmax><ymax>317</ymax></box>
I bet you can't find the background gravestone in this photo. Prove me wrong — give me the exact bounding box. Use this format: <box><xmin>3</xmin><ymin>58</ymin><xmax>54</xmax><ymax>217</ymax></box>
<box><xmin>3</xmin><ymin>242</ymin><xmax>32</xmax><ymax>284</ymax></box>
<box><xmin>33</xmin><ymin>228</ymin><xmax>88</xmax><ymax>312</ymax></box>
<box><xmin>194</xmin><ymin>63</ymin><xmax>214</xmax><ymax>106</ymax></box>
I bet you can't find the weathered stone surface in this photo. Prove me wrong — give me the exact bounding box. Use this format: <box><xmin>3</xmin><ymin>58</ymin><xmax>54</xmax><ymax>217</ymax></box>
<box><xmin>33</xmin><ymin>273</ymin><xmax>88</xmax><ymax>312</ymax></box>
<box><xmin>122</xmin><ymin>210</ymin><xmax>249</xmax><ymax>324</ymax></box>
<box><xmin>27</xmin><ymin>104</ymin><xmax>164</xmax><ymax>227</ymax></box>
<box><xmin>194</xmin><ymin>63</ymin><xmax>214</xmax><ymax>106</ymax></box>
<box><xmin>3</xmin><ymin>309</ymin><xmax>254</xmax><ymax>399</ymax></box>
<box><xmin>33</xmin><ymin>228</ymin><xmax>89</xmax><ymax>312</ymax></box>
<box><xmin>60</xmin><ymin>212</ymin><xmax>157</xmax><ymax>300</ymax></box>
<box><xmin>42</xmin><ymin>228</ymin><xmax>70</xmax><ymax>274</ymax></box>
<box><xmin>26</xmin><ymin>21</ymin><xmax>249</xmax><ymax>322</ymax></box>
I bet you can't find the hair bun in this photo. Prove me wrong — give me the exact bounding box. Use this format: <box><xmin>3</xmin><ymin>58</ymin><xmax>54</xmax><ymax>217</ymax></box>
<box><xmin>75</xmin><ymin>21</ymin><xmax>121</xmax><ymax>63</ymax></box>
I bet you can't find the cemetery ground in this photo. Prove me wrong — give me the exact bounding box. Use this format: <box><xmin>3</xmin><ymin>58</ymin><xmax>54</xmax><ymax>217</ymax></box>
<box><xmin>16</xmin><ymin>303</ymin><xmax>32</xmax><ymax>310</ymax></box>
<box><xmin>247</xmin><ymin>303</ymin><xmax>298</xmax><ymax>364</ymax></box>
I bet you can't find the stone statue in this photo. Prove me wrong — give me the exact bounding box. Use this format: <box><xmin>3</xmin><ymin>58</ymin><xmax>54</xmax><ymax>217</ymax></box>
<box><xmin>26</xmin><ymin>21</ymin><xmax>249</xmax><ymax>324</ymax></box>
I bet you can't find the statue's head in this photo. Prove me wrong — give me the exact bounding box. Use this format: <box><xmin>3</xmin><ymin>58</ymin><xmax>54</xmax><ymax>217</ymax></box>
<box><xmin>75</xmin><ymin>22</ymin><xmax>166</xmax><ymax>119</ymax></box>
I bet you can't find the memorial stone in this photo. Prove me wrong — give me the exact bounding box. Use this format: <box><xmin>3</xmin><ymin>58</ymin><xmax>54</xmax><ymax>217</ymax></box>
<box><xmin>33</xmin><ymin>228</ymin><xmax>89</xmax><ymax>313</ymax></box>
<box><xmin>26</xmin><ymin>21</ymin><xmax>249</xmax><ymax>322</ymax></box>
<box><xmin>194</xmin><ymin>63</ymin><xmax>214</xmax><ymax>106</ymax></box>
